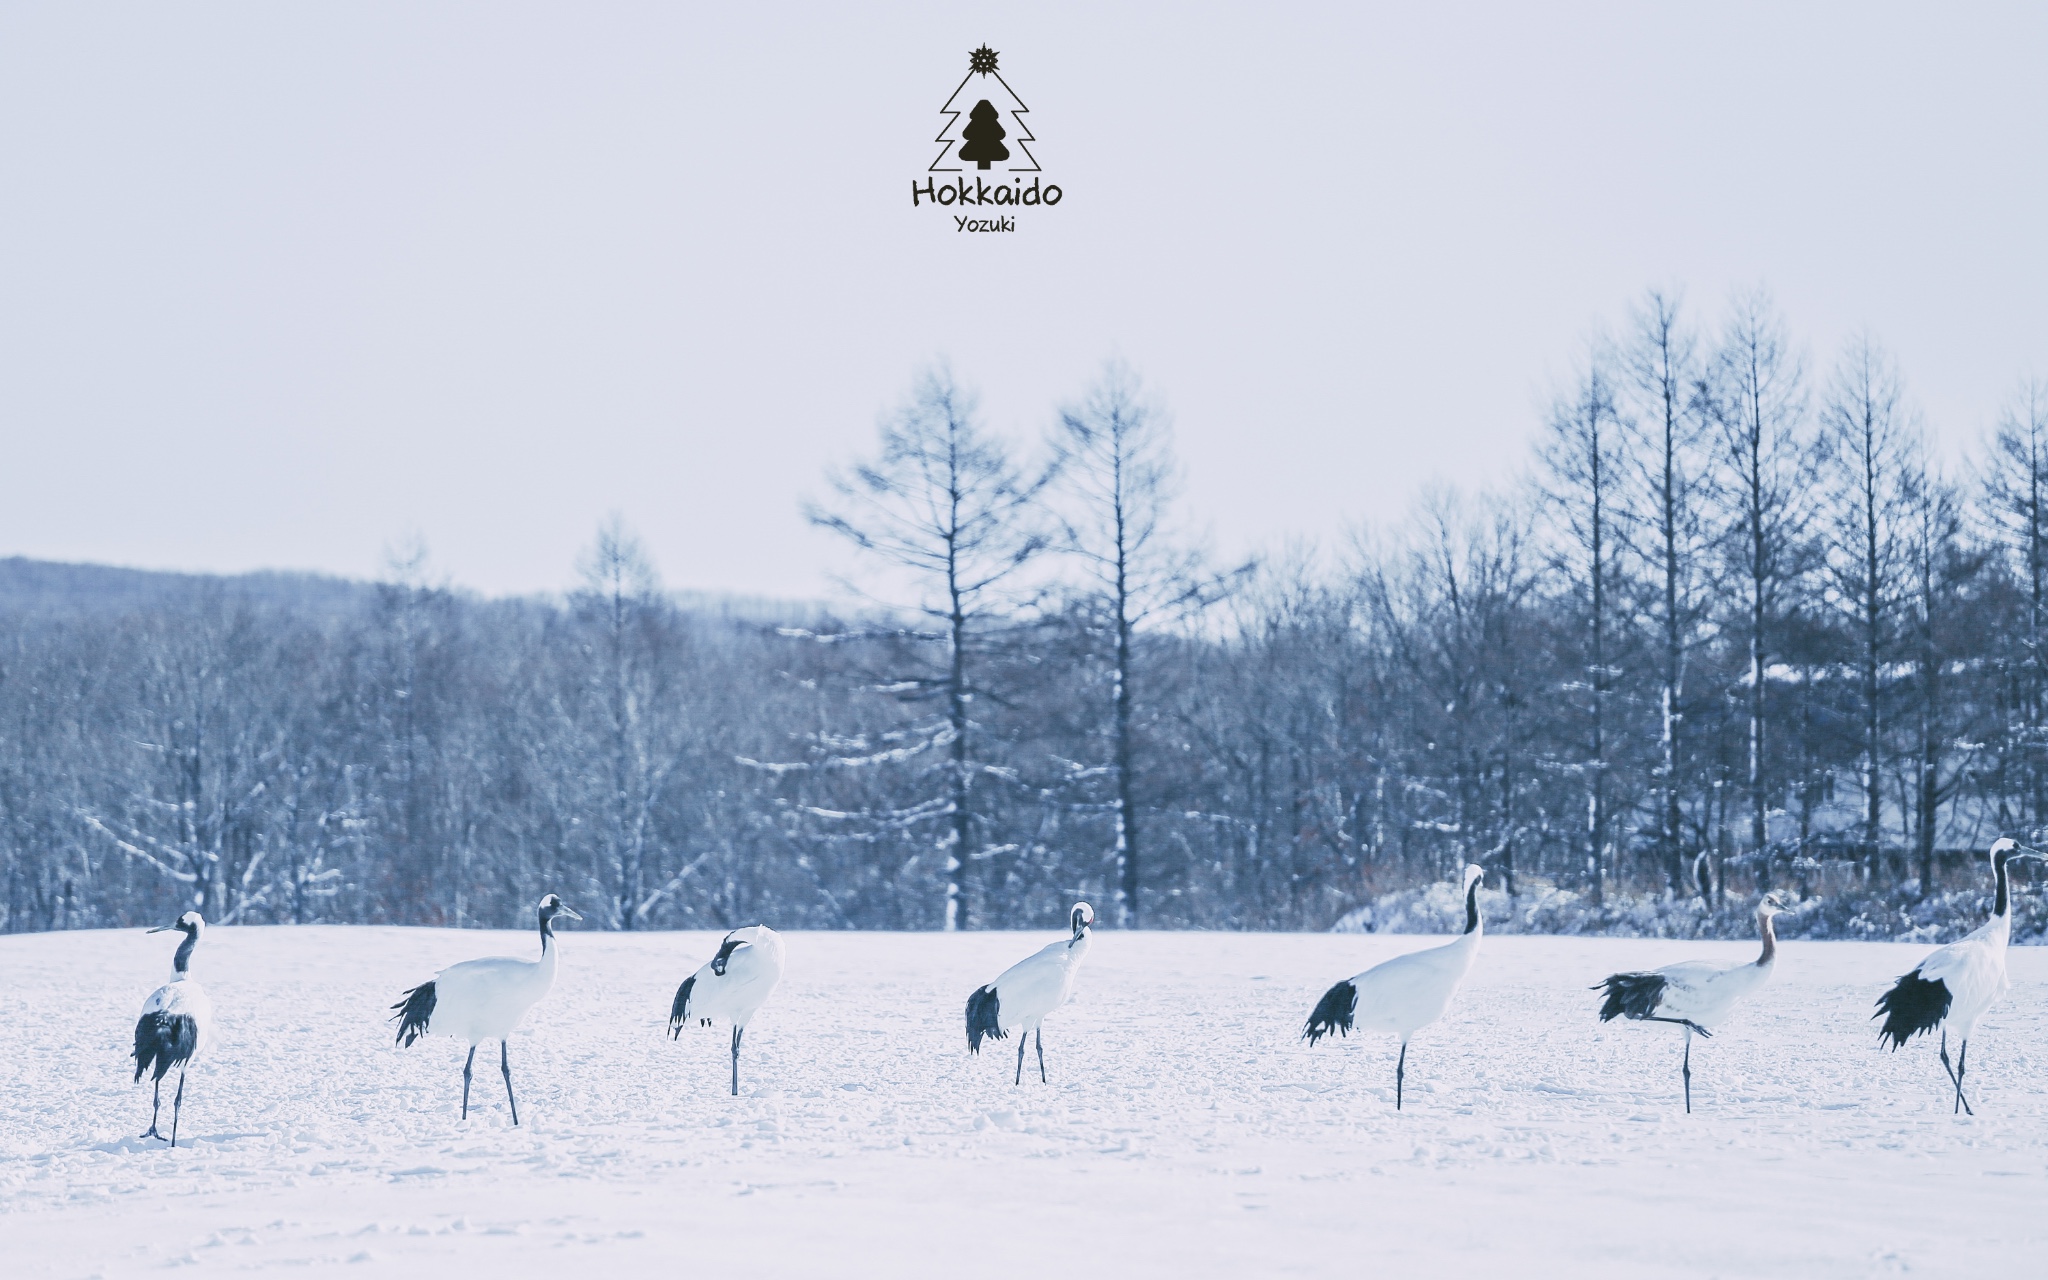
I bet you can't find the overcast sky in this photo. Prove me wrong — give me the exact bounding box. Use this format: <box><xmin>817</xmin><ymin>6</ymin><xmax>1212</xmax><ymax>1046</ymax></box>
<box><xmin>3</xmin><ymin>3</ymin><xmax>2044</xmax><ymax>601</ymax></box>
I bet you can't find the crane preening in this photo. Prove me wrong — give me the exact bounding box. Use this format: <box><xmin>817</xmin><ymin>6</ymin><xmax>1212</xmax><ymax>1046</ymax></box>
<box><xmin>1875</xmin><ymin>838</ymin><xmax>2041</xmax><ymax>1114</ymax></box>
<box><xmin>1303</xmin><ymin>864</ymin><xmax>1486</xmax><ymax>1109</ymax></box>
<box><xmin>1592</xmin><ymin>892</ymin><xmax>1791</xmax><ymax>1113</ymax></box>
<box><xmin>965</xmin><ymin>903</ymin><xmax>1095</xmax><ymax>1085</ymax></box>
<box><xmin>132</xmin><ymin>911</ymin><xmax>214</xmax><ymax>1148</ymax></box>
<box><xmin>669</xmin><ymin>925</ymin><xmax>785</xmax><ymax>1096</ymax></box>
<box><xmin>390</xmin><ymin>894</ymin><xmax>581</xmax><ymax>1124</ymax></box>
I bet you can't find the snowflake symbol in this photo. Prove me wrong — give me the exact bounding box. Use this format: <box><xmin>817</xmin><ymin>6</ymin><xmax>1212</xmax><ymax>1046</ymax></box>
<box><xmin>968</xmin><ymin>45</ymin><xmax>999</xmax><ymax>75</ymax></box>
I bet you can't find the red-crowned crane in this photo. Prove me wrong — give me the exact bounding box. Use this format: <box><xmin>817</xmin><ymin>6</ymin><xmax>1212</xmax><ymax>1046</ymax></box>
<box><xmin>669</xmin><ymin>925</ymin><xmax>785</xmax><ymax>1096</ymax></box>
<box><xmin>1303</xmin><ymin>864</ymin><xmax>1485</xmax><ymax>1109</ymax></box>
<box><xmin>965</xmin><ymin>903</ymin><xmax>1094</xmax><ymax>1085</ymax></box>
<box><xmin>1592</xmin><ymin>892</ymin><xmax>1791</xmax><ymax>1112</ymax></box>
<box><xmin>389</xmin><ymin>894</ymin><xmax>581</xmax><ymax>1124</ymax></box>
<box><xmin>133</xmin><ymin>911</ymin><xmax>214</xmax><ymax>1148</ymax></box>
<box><xmin>1875</xmin><ymin>838</ymin><xmax>2041</xmax><ymax>1114</ymax></box>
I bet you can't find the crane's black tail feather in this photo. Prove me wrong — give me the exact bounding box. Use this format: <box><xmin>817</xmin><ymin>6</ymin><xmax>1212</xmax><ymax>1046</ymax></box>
<box><xmin>1875</xmin><ymin>969</ymin><xmax>1950</xmax><ymax>1050</ymax></box>
<box><xmin>390</xmin><ymin>981</ymin><xmax>436</xmax><ymax>1047</ymax></box>
<box><xmin>132</xmin><ymin>1012</ymin><xmax>198</xmax><ymax>1083</ymax></box>
<box><xmin>965</xmin><ymin>985</ymin><xmax>1004</xmax><ymax>1053</ymax></box>
<box><xmin>1302</xmin><ymin>980</ymin><xmax>1358</xmax><ymax>1046</ymax></box>
<box><xmin>669</xmin><ymin>975</ymin><xmax>700</xmax><ymax>1038</ymax></box>
<box><xmin>1593</xmin><ymin>972</ymin><xmax>1668</xmax><ymax>1022</ymax></box>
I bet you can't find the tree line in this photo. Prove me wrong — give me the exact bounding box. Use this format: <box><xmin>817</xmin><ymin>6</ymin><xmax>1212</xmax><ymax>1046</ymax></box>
<box><xmin>5</xmin><ymin>287</ymin><xmax>2047</xmax><ymax>938</ymax></box>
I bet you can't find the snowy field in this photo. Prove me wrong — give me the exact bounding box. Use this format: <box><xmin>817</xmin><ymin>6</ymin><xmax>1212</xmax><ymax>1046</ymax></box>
<box><xmin>3</xmin><ymin>926</ymin><xmax>2045</xmax><ymax>1277</ymax></box>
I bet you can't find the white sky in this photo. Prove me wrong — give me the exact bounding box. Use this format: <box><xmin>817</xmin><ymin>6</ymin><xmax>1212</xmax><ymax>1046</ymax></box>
<box><xmin>2</xmin><ymin>3</ymin><xmax>2044</xmax><ymax>601</ymax></box>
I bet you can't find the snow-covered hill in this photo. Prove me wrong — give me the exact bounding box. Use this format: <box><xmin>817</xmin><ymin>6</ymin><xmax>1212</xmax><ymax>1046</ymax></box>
<box><xmin>2</xmin><ymin>927</ymin><xmax>2043</xmax><ymax>1276</ymax></box>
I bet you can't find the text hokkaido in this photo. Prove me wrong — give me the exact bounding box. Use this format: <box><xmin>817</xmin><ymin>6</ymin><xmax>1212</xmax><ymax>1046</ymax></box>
<box><xmin>912</xmin><ymin>177</ymin><xmax>1063</xmax><ymax>208</ymax></box>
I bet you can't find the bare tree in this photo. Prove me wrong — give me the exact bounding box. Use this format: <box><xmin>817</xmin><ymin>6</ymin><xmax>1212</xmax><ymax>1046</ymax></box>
<box><xmin>1708</xmin><ymin>291</ymin><xmax>1813</xmax><ymax>885</ymax></box>
<box><xmin>1053</xmin><ymin>363</ymin><xmax>1213</xmax><ymax>927</ymax></box>
<box><xmin>1898</xmin><ymin>465</ymin><xmax>1982</xmax><ymax>890</ymax></box>
<box><xmin>1539</xmin><ymin>354</ymin><xmax>1627</xmax><ymax>902</ymax></box>
<box><xmin>1981</xmin><ymin>380</ymin><xmax>2048</xmax><ymax>831</ymax></box>
<box><xmin>1616</xmin><ymin>291</ymin><xmax>1715</xmax><ymax>893</ymax></box>
<box><xmin>571</xmin><ymin>516</ymin><xmax>683</xmax><ymax>930</ymax></box>
<box><xmin>808</xmin><ymin>368</ymin><xmax>1052</xmax><ymax>930</ymax></box>
<box><xmin>1362</xmin><ymin>491</ymin><xmax>1542</xmax><ymax>895</ymax></box>
<box><xmin>1819</xmin><ymin>337</ymin><xmax>1915</xmax><ymax>880</ymax></box>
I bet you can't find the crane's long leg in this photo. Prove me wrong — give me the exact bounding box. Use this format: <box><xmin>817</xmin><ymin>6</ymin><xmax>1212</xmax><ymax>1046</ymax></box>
<box><xmin>1955</xmin><ymin>1039</ymin><xmax>1973</xmax><ymax>1117</ymax></box>
<box><xmin>1036</xmin><ymin>1029</ymin><xmax>1047</xmax><ymax>1084</ymax></box>
<box><xmin>144</xmin><ymin>1077</ymin><xmax>163</xmax><ymax>1140</ymax></box>
<box><xmin>1396</xmin><ymin>1041</ymin><xmax>1407</xmax><ymax>1111</ymax></box>
<box><xmin>731</xmin><ymin>1026</ymin><xmax>743</xmax><ymax>1097</ymax></box>
<box><xmin>171</xmin><ymin>1069</ymin><xmax>186</xmax><ymax>1149</ymax></box>
<box><xmin>461</xmin><ymin>1045</ymin><xmax>476</xmax><ymax>1120</ymax></box>
<box><xmin>1682</xmin><ymin>1026</ymin><xmax>1693</xmax><ymax>1115</ymax></box>
<box><xmin>500</xmin><ymin>1041</ymin><xmax>520</xmax><ymax>1127</ymax></box>
<box><xmin>1014</xmin><ymin>1033</ymin><xmax>1027</xmax><ymax>1087</ymax></box>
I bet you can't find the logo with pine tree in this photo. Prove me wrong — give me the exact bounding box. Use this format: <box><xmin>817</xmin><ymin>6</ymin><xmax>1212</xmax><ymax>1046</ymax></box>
<box><xmin>931</xmin><ymin>45</ymin><xmax>1039</xmax><ymax>173</ymax></box>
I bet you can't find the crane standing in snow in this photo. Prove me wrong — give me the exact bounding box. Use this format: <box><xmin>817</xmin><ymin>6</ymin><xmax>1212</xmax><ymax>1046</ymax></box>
<box><xmin>1303</xmin><ymin>864</ymin><xmax>1486</xmax><ymax>1110</ymax></box>
<box><xmin>965</xmin><ymin>903</ymin><xmax>1095</xmax><ymax>1085</ymax></box>
<box><xmin>1875</xmin><ymin>838</ymin><xmax>2041</xmax><ymax>1114</ymax></box>
<box><xmin>132</xmin><ymin>911</ymin><xmax>214</xmax><ymax>1148</ymax></box>
<box><xmin>669</xmin><ymin>925</ymin><xmax>785</xmax><ymax>1096</ymax></box>
<box><xmin>1592</xmin><ymin>891</ymin><xmax>1791</xmax><ymax>1113</ymax></box>
<box><xmin>390</xmin><ymin>894</ymin><xmax>581</xmax><ymax>1124</ymax></box>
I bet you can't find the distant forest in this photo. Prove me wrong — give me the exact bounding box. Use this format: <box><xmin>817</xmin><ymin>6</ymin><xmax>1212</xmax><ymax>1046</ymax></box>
<box><xmin>7</xmin><ymin>288</ymin><xmax>2048</xmax><ymax>939</ymax></box>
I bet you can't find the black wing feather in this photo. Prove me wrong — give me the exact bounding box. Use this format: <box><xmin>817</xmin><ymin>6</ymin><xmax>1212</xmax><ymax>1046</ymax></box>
<box><xmin>1592</xmin><ymin>972</ymin><xmax>1668</xmax><ymax>1022</ymax></box>
<box><xmin>965</xmin><ymin>984</ymin><xmax>1004</xmax><ymax>1054</ymax></box>
<box><xmin>390</xmin><ymin>981</ymin><xmax>436</xmax><ymax>1048</ymax></box>
<box><xmin>1302</xmin><ymin>979</ymin><xmax>1358</xmax><ymax>1046</ymax></box>
<box><xmin>132</xmin><ymin>1011</ymin><xmax>198</xmax><ymax>1082</ymax></box>
<box><xmin>669</xmin><ymin>974</ymin><xmax>698</xmax><ymax>1038</ymax></box>
<box><xmin>1874</xmin><ymin>969</ymin><xmax>1951</xmax><ymax>1050</ymax></box>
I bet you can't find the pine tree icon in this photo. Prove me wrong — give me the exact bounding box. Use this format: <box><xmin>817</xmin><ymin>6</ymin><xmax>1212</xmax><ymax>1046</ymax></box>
<box><xmin>958</xmin><ymin>100</ymin><xmax>1010</xmax><ymax>169</ymax></box>
<box><xmin>930</xmin><ymin>46</ymin><xmax>1039</xmax><ymax>173</ymax></box>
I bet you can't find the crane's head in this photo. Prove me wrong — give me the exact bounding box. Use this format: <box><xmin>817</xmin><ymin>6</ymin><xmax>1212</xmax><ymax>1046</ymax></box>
<box><xmin>1989</xmin><ymin>838</ymin><xmax>2047</xmax><ymax>869</ymax></box>
<box><xmin>1461</xmin><ymin>864</ymin><xmax>1485</xmax><ymax>890</ymax></box>
<box><xmin>147</xmin><ymin>910</ymin><xmax>204</xmax><ymax>936</ymax></box>
<box><xmin>1070</xmin><ymin>902</ymin><xmax>1095</xmax><ymax>938</ymax></box>
<box><xmin>1758</xmin><ymin>891</ymin><xmax>1792</xmax><ymax>916</ymax></box>
<box><xmin>538</xmin><ymin>894</ymin><xmax>582</xmax><ymax>924</ymax></box>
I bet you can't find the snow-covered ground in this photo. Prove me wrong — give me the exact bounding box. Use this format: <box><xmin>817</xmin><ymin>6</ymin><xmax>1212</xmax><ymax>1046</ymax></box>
<box><xmin>3</xmin><ymin>925</ymin><xmax>2044</xmax><ymax>1277</ymax></box>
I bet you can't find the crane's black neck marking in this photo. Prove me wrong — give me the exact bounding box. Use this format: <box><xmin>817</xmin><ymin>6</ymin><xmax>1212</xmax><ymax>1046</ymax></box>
<box><xmin>1756</xmin><ymin>909</ymin><xmax>1777</xmax><ymax>966</ymax></box>
<box><xmin>1070</xmin><ymin>908</ymin><xmax>1089</xmax><ymax>945</ymax></box>
<box><xmin>538</xmin><ymin>907</ymin><xmax>556</xmax><ymax>951</ymax></box>
<box><xmin>1462</xmin><ymin>877</ymin><xmax>1480</xmax><ymax>934</ymax></box>
<box><xmin>172</xmin><ymin>924</ymin><xmax>198</xmax><ymax>975</ymax></box>
<box><xmin>1994</xmin><ymin>849</ymin><xmax>2012</xmax><ymax>918</ymax></box>
<box><xmin>711</xmin><ymin>935</ymin><xmax>746</xmax><ymax>976</ymax></box>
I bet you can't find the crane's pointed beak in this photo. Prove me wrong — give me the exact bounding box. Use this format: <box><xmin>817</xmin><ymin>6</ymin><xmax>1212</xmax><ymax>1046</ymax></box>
<box><xmin>146</xmin><ymin>924</ymin><xmax>175</xmax><ymax>933</ymax></box>
<box><xmin>557</xmin><ymin>904</ymin><xmax>583</xmax><ymax>921</ymax></box>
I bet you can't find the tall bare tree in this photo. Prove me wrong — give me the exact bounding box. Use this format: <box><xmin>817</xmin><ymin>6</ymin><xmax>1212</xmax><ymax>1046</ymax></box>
<box><xmin>572</xmin><ymin>516</ymin><xmax>684</xmax><ymax>930</ymax></box>
<box><xmin>809</xmin><ymin>368</ymin><xmax>1052</xmax><ymax>930</ymax></box>
<box><xmin>1898</xmin><ymin>464</ymin><xmax>1983</xmax><ymax>890</ymax></box>
<box><xmin>1819</xmin><ymin>337</ymin><xmax>1915</xmax><ymax>879</ymax></box>
<box><xmin>1539</xmin><ymin>355</ymin><xmax>1626</xmax><ymax>901</ymax></box>
<box><xmin>1616</xmin><ymin>291</ymin><xmax>1714</xmax><ymax>892</ymax></box>
<box><xmin>1981</xmin><ymin>380</ymin><xmax>2048</xmax><ymax>830</ymax></box>
<box><xmin>1708</xmin><ymin>291</ymin><xmax>1813</xmax><ymax>885</ymax></box>
<box><xmin>1054</xmin><ymin>363</ymin><xmax>1210</xmax><ymax>928</ymax></box>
